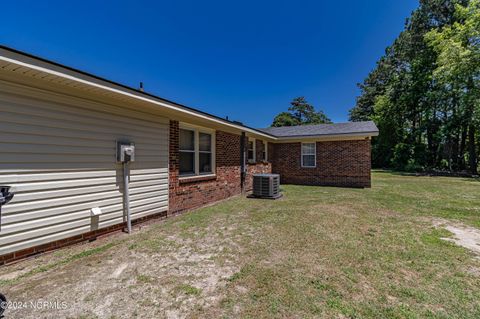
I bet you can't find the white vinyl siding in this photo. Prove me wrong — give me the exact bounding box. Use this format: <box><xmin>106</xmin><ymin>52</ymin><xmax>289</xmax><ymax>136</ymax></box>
<box><xmin>301</xmin><ymin>143</ymin><xmax>316</xmax><ymax>168</ymax></box>
<box><xmin>0</xmin><ymin>83</ymin><xmax>169</xmax><ymax>255</ymax></box>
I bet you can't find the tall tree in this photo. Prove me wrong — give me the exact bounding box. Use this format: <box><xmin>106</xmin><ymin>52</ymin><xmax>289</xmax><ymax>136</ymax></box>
<box><xmin>349</xmin><ymin>0</ymin><xmax>475</xmax><ymax>172</ymax></box>
<box><xmin>426</xmin><ymin>0</ymin><xmax>480</xmax><ymax>173</ymax></box>
<box><xmin>271</xmin><ymin>111</ymin><xmax>301</xmax><ymax>127</ymax></box>
<box><xmin>272</xmin><ymin>97</ymin><xmax>331</xmax><ymax>127</ymax></box>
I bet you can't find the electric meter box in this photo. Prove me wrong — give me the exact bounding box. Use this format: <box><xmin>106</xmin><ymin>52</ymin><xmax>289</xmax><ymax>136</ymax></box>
<box><xmin>116</xmin><ymin>141</ymin><xmax>135</xmax><ymax>163</ymax></box>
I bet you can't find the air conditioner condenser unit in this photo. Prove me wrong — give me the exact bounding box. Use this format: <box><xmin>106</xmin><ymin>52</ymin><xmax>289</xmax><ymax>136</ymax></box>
<box><xmin>251</xmin><ymin>174</ymin><xmax>282</xmax><ymax>199</ymax></box>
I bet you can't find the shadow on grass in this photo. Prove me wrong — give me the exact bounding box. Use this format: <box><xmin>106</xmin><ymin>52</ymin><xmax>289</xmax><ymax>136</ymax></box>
<box><xmin>373</xmin><ymin>169</ymin><xmax>480</xmax><ymax>182</ymax></box>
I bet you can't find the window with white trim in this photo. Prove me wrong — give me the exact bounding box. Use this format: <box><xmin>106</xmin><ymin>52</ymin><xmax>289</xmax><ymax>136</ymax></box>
<box><xmin>247</xmin><ymin>138</ymin><xmax>256</xmax><ymax>163</ymax></box>
<box><xmin>179</xmin><ymin>127</ymin><xmax>215</xmax><ymax>176</ymax></box>
<box><xmin>199</xmin><ymin>132</ymin><xmax>212</xmax><ymax>173</ymax></box>
<box><xmin>301</xmin><ymin>143</ymin><xmax>316</xmax><ymax>168</ymax></box>
<box><xmin>262</xmin><ymin>141</ymin><xmax>268</xmax><ymax>162</ymax></box>
<box><xmin>179</xmin><ymin>129</ymin><xmax>195</xmax><ymax>175</ymax></box>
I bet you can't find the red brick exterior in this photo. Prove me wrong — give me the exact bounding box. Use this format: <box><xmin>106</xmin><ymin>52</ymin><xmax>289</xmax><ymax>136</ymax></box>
<box><xmin>243</xmin><ymin>138</ymin><xmax>272</xmax><ymax>191</ymax></box>
<box><xmin>272</xmin><ymin>139</ymin><xmax>372</xmax><ymax>188</ymax></box>
<box><xmin>169</xmin><ymin>122</ymin><xmax>372</xmax><ymax>212</ymax></box>
<box><xmin>169</xmin><ymin>120</ymin><xmax>241</xmax><ymax>213</ymax></box>
<box><xmin>245</xmin><ymin>162</ymin><xmax>272</xmax><ymax>191</ymax></box>
<box><xmin>169</xmin><ymin>121</ymin><xmax>272</xmax><ymax>213</ymax></box>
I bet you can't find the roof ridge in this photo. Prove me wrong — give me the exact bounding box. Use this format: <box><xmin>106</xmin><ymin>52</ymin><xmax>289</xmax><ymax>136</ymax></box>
<box><xmin>259</xmin><ymin>121</ymin><xmax>379</xmax><ymax>138</ymax></box>
<box><xmin>260</xmin><ymin>120</ymin><xmax>375</xmax><ymax>129</ymax></box>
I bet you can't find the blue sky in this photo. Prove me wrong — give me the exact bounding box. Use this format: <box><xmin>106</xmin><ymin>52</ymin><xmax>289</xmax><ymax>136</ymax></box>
<box><xmin>1</xmin><ymin>0</ymin><xmax>418</xmax><ymax>128</ymax></box>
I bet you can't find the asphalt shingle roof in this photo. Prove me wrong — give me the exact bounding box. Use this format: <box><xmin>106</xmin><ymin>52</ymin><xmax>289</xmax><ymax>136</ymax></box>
<box><xmin>259</xmin><ymin>121</ymin><xmax>378</xmax><ymax>138</ymax></box>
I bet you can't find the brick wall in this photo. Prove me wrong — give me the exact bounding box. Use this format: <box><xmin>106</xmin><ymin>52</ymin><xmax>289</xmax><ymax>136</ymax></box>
<box><xmin>272</xmin><ymin>139</ymin><xmax>372</xmax><ymax>188</ymax></box>
<box><xmin>245</xmin><ymin>162</ymin><xmax>272</xmax><ymax>191</ymax></box>
<box><xmin>268</xmin><ymin>142</ymin><xmax>275</xmax><ymax>162</ymax></box>
<box><xmin>244</xmin><ymin>137</ymin><xmax>272</xmax><ymax>191</ymax></box>
<box><xmin>169</xmin><ymin>120</ymin><xmax>242</xmax><ymax>212</ymax></box>
<box><xmin>169</xmin><ymin>121</ymin><xmax>273</xmax><ymax>212</ymax></box>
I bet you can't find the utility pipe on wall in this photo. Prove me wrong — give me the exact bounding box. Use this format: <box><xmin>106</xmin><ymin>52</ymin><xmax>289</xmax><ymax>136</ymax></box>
<box><xmin>240</xmin><ymin>132</ymin><xmax>246</xmax><ymax>193</ymax></box>
<box><xmin>123</xmin><ymin>162</ymin><xmax>132</xmax><ymax>234</ymax></box>
<box><xmin>117</xmin><ymin>141</ymin><xmax>135</xmax><ymax>234</ymax></box>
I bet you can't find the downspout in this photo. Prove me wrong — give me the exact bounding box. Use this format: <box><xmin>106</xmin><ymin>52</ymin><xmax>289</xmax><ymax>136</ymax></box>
<box><xmin>240</xmin><ymin>132</ymin><xmax>246</xmax><ymax>193</ymax></box>
<box><xmin>123</xmin><ymin>162</ymin><xmax>132</xmax><ymax>233</ymax></box>
<box><xmin>117</xmin><ymin>141</ymin><xmax>135</xmax><ymax>234</ymax></box>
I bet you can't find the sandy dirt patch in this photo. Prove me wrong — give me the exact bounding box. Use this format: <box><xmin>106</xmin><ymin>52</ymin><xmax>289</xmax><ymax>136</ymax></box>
<box><xmin>433</xmin><ymin>219</ymin><xmax>480</xmax><ymax>255</ymax></box>
<box><xmin>0</xmin><ymin>218</ymin><xmax>248</xmax><ymax>319</ymax></box>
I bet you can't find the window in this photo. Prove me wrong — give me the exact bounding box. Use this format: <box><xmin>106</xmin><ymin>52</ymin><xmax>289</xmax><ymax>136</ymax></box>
<box><xmin>301</xmin><ymin>143</ymin><xmax>316</xmax><ymax>168</ymax></box>
<box><xmin>262</xmin><ymin>141</ymin><xmax>268</xmax><ymax>162</ymax></box>
<box><xmin>179</xmin><ymin>129</ymin><xmax>195</xmax><ymax>175</ymax></box>
<box><xmin>199</xmin><ymin>132</ymin><xmax>212</xmax><ymax>173</ymax></box>
<box><xmin>247</xmin><ymin>138</ymin><xmax>256</xmax><ymax>163</ymax></box>
<box><xmin>179</xmin><ymin>126</ymin><xmax>215</xmax><ymax>176</ymax></box>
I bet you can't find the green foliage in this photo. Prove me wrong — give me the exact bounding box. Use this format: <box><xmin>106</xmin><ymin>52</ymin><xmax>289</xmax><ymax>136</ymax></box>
<box><xmin>271</xmin><ymin>111</ymin><xmax>300</xmax><ymax>127</ymax></box>
<box><xmin>426</xmin><ymin>0</ymin><xmax>480</xmax><ymax>84</ymax></box>
<box><xmin>350</xmin><ymin>0</ymin><xmax>479</xmax><ymax>173</ymax></box>
<box><xmin>391</xmin><ymin>143</ymin><xmax>414</xmax><ymax>170</ymax></box>
<box><xmin>271</xmin><ymin>97</ymin><xmax>331</xmax><ymax>127</ymax></box>
<box><xmin>425</xmin><ymin>0</ymin><xmax>480</xmax><ymax>173</ymax></box>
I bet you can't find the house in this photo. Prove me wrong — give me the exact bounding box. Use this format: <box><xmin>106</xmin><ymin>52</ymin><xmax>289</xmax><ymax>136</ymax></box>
<box><xmin>0</xmin><ymin>46</ymin><xmax>378</xmax><ymax>264</ymax></box>
<box><xmin>262</xmin><ymin>122</ymin><xmax>378</xmax><ymax>188</ymax></box>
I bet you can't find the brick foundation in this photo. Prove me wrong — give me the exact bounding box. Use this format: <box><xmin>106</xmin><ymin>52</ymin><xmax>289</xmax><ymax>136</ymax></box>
<box><xmin>272</xmin><ymin>139</ymin><xmax>372</xmax><ymax>188</ymax></box>
<box><xmin>0</xmin><ymin>210</ymin><xmax>167</xmax><ymax>266</ymax></box>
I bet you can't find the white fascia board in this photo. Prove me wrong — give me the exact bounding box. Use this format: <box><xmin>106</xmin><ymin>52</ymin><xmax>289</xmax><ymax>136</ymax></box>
<box><xmin>0</xmin><ymin>48</ymin><xmax>379</xmax><ymax>143</ymax></box>
<box><xmin>275</xmin><ymin>131</ymin><xmax>379</xmax><ymax>142</ymax></box>
<box><xmin>0</xmin><ymin>49</ymin><xmax>275</xmax><ymax>140</ymax></box>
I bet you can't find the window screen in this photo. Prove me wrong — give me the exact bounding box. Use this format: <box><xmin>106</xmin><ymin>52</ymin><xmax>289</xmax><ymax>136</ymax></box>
<box><xmin>199</xmin><ymin>132</ymin><xmax>212</xmax><ymax>173</ymax></box>
<box><xmin>248</xmin><ymin>140</ymin><xmax>255</xmax><ymax>162</ymax></box>
<box><xmin>262</xmin><ymin>141</ymin><xmax>267</xmax><ymax>161</ymax></box>
<box><xmin>179</xmin><ymin>129</ymin><xmax>195</xmax><ymax>175</ymax></box>
<box><xmin>301</xmin><ymin>143</ymin><xmax>316</xmax><ymax>167</ymax></box>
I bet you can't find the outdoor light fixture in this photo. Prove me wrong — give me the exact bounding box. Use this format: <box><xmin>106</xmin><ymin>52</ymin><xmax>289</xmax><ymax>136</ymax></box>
<box><xmin>0</xmin><ymin>186</ymin><xmax>14</xmax><ymax>232</ymax></box>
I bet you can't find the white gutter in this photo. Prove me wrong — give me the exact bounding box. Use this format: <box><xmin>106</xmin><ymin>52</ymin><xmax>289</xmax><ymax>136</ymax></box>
<box><xmin>275</xmin><ymin>131</ymin><xmax>379</xmax><ymax>141</ymax></box>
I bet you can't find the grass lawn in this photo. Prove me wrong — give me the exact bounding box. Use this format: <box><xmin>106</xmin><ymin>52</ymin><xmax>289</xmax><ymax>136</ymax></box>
<box><xmin>1</xmin><ymin>171</ymin><xmax>480</xmax><ymax>318</ymax></box>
